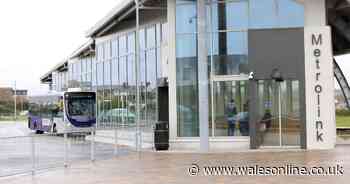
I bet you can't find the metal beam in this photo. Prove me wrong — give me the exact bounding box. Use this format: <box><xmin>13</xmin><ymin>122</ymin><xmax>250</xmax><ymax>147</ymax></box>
<box><xmin>140</xmin><ymin>6</ymin><xmax>167</xmax><ymax>10</ymax></box>
<box><xmin>95</xmin><ymin>0</ymin><xmax>149</xmax><ymax>37</ymax></box>
<box><xmin>96</xmin><ymin>7</ymin><xmax>135</xmax><ymax>37</ymax></box>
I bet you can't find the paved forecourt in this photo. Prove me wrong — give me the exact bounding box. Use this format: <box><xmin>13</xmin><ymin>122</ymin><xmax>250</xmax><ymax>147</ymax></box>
<box><xmin>1</xmin><ymin>145</ymin><xmax>350</xmax><ymax>184</ymax></box>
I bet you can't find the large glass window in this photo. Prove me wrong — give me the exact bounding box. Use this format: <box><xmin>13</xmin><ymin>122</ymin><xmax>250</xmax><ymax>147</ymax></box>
<box><xmin>257</xmin><ymin>80</ymin><xmax>301</xmax><ymax>147</ymax></box>
<box><xmin>176</xmin><ymin>0</ymin><xmax>199</xmax><ymax>137</ymax></box>
<box><xmin>147</xmin><ymin>27</ymin><xmax>156</xmax><ymax>49</ymax></box>
<box><xmin>127</xmin><ymin>55</ymin><xmax>135</xmax><ymax>86</ymax></box>
<box><xmin>104</xmin><ymin>42</ymin><xmax>111</xmax><ymax>60</ymax></box>
<box><xmin>175</xmin><ymin>0</ymin><xmax>304</xmax><ymax>138</ymax></box>
<box><xmin>249</xmin><ymin>0</ymin><xmax>304</xmax><ymax>29</ymax></box>
<box><xmin>139</xmin><ymin>50</ymin><xmax>147</xmax><ymax>121</ymax></box>
<box><xmin>119</xmin><ymin>57</ymin><xmax>127</xmax><ymax>87</ymax></box>
<box><xmin>91</xmin><ymin>23</ymin><xmax>163</xmax><ymax>129</ymax></box>
<box><xmin>104</xmin><ymin>61</ymin><xmax>111</xmax><ymax>87</ymax></box>
<box><xmin>91</xmin><ymin>60</ymin><xmax>97</xmax><ymax>88</ymax></box>
<box><xmin>212</xmin><ymin>80</ymin><xmax>249</xmax><ymax>137</ymax></box>
<box><xmin>112</xmin><ymin>59</ymin><xmax>119</xmax><ymax>86</ymax></box>
<box><xmin>249</xmin><ymin>0</ymin><xmax>277</xmax><ymax>29</ymax></box>
<box><xmin>128</xmin><ymin>33</ymin><xmax>135</xmax><ymax>54</ymax></box>
<box><xmin>176</xmin><ymin>0</ymin><xmax>197</xmax><ymax>34</ymax></box>
<box><xmin>209</xmin><ymin>1</ymin><xmax>249</xmax><ymax>31</ymax></box>
<box><xmin>119</xmin><ymin>36</ymin><xmax>127</xmax><ymax>56</ymax></box>
<box><xmin>97</xmin><ymin>62</ymin><xmax>104</xmax><ymax>87</ymax></box>
<box><xmin>146</xmin><ymin>49</ymin><xmax>157</xmax><ymax>123</ymax></box>
<box><xmin>112</xmin><ymin>39</ymin><xmax>118</xmax><ymax>58</ymax></box>
<box><xmin>277</xmin><ymin>0</ymin><xmax>304</xmax><ymax>28</ymax></box>
<box><xmin>97</xmin><ymin>44</ymin><xmax>104</xmax><ymax>61</ymax></box>
<box><xmin>206</xmin><ymin>0</ymin><xmax>304</xmax><ymax>76</ymax></box>
<box><xmin>207</xmin><ymin>0</ymin><xmax>249</xmax><ymax>76</ymax></box>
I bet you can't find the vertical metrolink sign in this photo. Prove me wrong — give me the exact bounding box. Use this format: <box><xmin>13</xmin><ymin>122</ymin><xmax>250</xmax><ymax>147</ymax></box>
<box><xmin>305</xmin><ymin>27</ymin><xmax>336</xmax><ymax>149</ymax></box>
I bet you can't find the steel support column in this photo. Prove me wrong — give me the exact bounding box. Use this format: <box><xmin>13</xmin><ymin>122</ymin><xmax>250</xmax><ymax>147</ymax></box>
<box><xmin>197</xmin><ymin>0</ymin><xmax>209</xmax><ymax>152</ymax></box>
<box><xmin>135</xmin><ymin>0</ymin><xmax>141</xmax><ymax>152</ymax></box>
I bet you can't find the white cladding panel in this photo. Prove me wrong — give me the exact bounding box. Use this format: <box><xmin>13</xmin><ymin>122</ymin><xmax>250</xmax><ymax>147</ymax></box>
<box><xmin>304</xmin><ymin>26</ymin><xmax>336</xmax><ymax>149</ymax></box>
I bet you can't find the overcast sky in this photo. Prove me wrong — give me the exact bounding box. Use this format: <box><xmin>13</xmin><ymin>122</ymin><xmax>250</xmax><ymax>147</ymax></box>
<box><xmin>0</xmin><ymin>0</ymin><xmax>122</xmax><ymax>95</ymax></box>
<box><xmin>0</xmin><ymin>0</ymin><xmax>350</xmax><ymax>95</ymax></box>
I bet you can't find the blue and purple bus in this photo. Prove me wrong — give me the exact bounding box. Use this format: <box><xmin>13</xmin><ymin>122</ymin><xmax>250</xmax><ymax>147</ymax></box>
<box><xmin>28</xmin><ymin>91</ymin><xmax>96</xmax><ymax>134</ymax></box>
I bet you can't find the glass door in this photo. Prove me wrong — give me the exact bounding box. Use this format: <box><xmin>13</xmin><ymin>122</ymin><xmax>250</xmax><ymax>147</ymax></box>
<box><xmin>257</xmin><ymin>80</ymin><xmax>301</xmax><ymax>147</ymax></box>
<box><xmin>211</xmin><ymin>80</ymin><xmax>249</xmax><ymax>137</ymax></box>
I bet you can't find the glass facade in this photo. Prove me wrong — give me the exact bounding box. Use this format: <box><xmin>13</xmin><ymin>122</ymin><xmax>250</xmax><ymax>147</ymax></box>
<box><xmin>207</xmin><ymin>0</ymin><xmax>249</xmax><ymax>76</ymax></box>
<box><xmin>52</xmin><ymin>0</ymin><xmax>305</xmax><ymax>140</ymax></box>
<box><xmin>257</xmin><ymin>80</ymin><xmax>301</xmax><ymax>147</ymax></box>
<box><xmin>67</xmin><ymin>23</ymin><xmax>166</xmax><ymax>129</ymax></box>
<box><xmin>52</xmin><ymin>71</ymin><xmax>68</xmax><ymax>92</ymax></box>
<box><xmin>176</xmin><ymin>0</ymin><xmax>304</xmax><ymax>137</ymax></box>
<box><xmin>212</xmin><ymin>81</ymin><xmax>249</xmax><ymax>137</ymax></box>
<box><xmin>176</xmin><ymin>0</ymin><xmax>199</xmax><ymax>137</ymax></box>
<box><xmin>68</xmin><ymin>56</ymin><xmax>94</xmax><ymax>90</ymax></box>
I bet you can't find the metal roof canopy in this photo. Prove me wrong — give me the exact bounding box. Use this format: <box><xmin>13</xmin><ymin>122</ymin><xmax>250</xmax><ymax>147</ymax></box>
<box><xmin>69</xmin><ymin>39</ymin><xmax>95</xmax><ymax>59</ymax></box>
<box><xmin>40</xmin><ymin>59</ymin><xmax>68</xmax><ymax>83</ymax></box>
<box><xmin>85</xmin><ymin>0</ymin><xmax>166</xmax><ymax>38</ymax></box>
<box><xmin>40</xmin><ymin>39</ymin><xmax>95</xmax><ymax>83</ymax></box>
<box><xmin>86</xmin><ymin>0</ymin><xmax>136</xmax><ymax>37</ymax></box>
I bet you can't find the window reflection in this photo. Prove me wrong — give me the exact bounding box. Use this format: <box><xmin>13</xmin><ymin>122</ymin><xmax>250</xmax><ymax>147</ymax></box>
<box><xmin>207</xmin><ymin>1</ymin><xmax>249</xmax><ymax>76</ymax></box>
<box><xmin>176</xmin><ymin>1</ymin><xmax>197</xmax><ymax>34</ymax></box>
<box><xmin>249</xmin><ymin>0</ymin><xmax>277</xmax><ymax>29</ymax></box>
<box><xmin>213</xmin><ymin>81</ymin><xmax>249</xmax><ymax>137</ymax></box>
<box><xmin>278</xmin><ymin>0</ymin><xmax>304</xmax><ymax>27</ymax></box>
<box><xmin>208</xmin><ymin>1</ymin><xmax>248</xmax><ymax>31</ymax></box>
<box><xmin>249</xmin><ymin>0</ymin><xmax>304</xmax><ymax>29</ymax></box>
<box><xmin>176</xmin><ymin>0</ymin><xmax>199</xmax><ymax>137</ymax></box>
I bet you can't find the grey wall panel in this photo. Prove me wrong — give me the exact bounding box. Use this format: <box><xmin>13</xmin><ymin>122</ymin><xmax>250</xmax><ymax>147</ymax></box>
<box><xmin>248</xmin><ymin>28</ymin><xmax>307</xmax><ymax>149</ymax></box>
<box><xmin>248</xmin><ymin>28</ymin><xmax>305</xmax><ymax>80</ymax></box>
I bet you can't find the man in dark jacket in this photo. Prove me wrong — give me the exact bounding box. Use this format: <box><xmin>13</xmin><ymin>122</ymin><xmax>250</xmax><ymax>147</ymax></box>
<box><xmin>225</xmin><ymin>99</ymin><xmax>237</xmax><ymax>136</ymax></box>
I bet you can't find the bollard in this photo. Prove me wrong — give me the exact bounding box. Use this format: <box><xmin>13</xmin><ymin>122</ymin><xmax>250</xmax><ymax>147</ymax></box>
<box><xmin>91</xmin><ymin>130</ymin><xmax>95</xmax><ymax>162</ymax></box>
<box><xmin>114</xmin><ymin>129</ymin><xmax>118</xmax><ymax>156</ymax></box>
<box><xmin>64</xmin><ymin>132</ymin><xmax>68</xmax><ymax>167</ymax></box>
<box><xmin>31</xmin><ymin>136</ymin><xmax>36</xmax><ymax>175</ymax></box>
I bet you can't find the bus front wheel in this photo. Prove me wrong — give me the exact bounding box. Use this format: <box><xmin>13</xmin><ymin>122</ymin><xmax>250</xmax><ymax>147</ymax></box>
<box><xmin>35</xmin><ymin>130</ymin><xmax>44</xmax><ymax>134</ymax></box>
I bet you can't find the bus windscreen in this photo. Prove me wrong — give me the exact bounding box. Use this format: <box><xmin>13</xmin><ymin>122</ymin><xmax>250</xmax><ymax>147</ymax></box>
<box><xmin>65</xmin><ymin>92</ymin><xmax>96</xmax><ymax>127</ymax></box>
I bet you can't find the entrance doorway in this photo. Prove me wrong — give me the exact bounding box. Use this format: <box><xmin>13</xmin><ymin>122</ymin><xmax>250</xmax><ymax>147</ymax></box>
<box><xmin>256</xmin><ymin>80</ymin><xmax>301</xmax><ymax>148</ymax></box>
<box><xmin>211</xmin><ymin>76</ymin><xmax>249</xmax><ymax>137</ymax></box>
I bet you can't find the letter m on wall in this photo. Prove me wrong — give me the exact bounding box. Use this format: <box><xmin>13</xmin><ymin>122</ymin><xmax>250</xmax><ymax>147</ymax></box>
<box><xmin>312</xmin><ymin>34</ymin><xmax>322</xmax><ymax>46</ymax></box>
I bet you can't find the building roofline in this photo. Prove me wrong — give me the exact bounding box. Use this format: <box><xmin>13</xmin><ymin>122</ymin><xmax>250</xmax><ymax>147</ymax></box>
<box><xmin>40</xmin><ymin>38</ymin><xmax>95</xmax><ymax>83</ymax></box>
<box><xmin>85</xmin><ymin>0</ymin><xmax>135</xmax><ymax>38</ymax></box>
<box><xmin>69</xmin><ymin>39</ymin><xmax>95</xmax><ymax>59</ymax></box>
<box><xmin>40</xmin><ymin>59</ymin><xmax>68</xmax><ymax>83</ymax></box>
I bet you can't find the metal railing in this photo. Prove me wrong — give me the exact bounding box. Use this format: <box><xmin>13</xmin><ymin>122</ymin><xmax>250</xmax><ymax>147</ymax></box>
<box><xmin>0</xmin><ymin>129</ymin><xmax>132</xmax><ymax>177</ymax></box>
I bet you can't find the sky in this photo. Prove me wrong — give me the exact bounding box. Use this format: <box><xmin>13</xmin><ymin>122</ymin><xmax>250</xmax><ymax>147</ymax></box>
<box><xmin>0</xmin><ymin>0</ymin><xmax>350</xmax><ymax>96</ymax></box>
<box><xmin>0</xmin><ymin>0</ymin><xmax>122</xmax><ymax>95</ymax></box>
